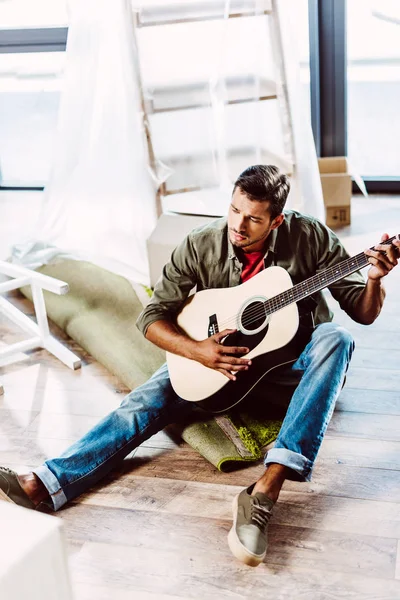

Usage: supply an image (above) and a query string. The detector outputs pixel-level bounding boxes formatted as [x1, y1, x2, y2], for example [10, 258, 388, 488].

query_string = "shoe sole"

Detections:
[0, 488, 16, 504]
[227, 494, 266, 567]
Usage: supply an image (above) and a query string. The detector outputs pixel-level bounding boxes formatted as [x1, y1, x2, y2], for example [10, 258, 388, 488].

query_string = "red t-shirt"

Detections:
[240, 251, 265, 283]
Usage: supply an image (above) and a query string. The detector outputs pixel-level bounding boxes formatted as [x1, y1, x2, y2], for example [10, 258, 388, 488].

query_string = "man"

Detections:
[1, 165, 399, 568]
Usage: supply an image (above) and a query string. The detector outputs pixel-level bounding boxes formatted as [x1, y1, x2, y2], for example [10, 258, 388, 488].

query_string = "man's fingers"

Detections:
[366, 248, 394, 269]
[367, 255, 393, 274]
[386, 253, 399, 266]
[373, 243, 399, 264]
[219, 353, 251, 365]
[214, 329, 236, 343]
[383, 246, 399, 265]
[217, 368, 237, 381]
[367, 254, 390, 269]
[392, 240, 400, 258]
[370, 244, 393, 257]
[364, 236, 400, 280]
[218, 360, 250, 372]
[220, 345, 250, 355]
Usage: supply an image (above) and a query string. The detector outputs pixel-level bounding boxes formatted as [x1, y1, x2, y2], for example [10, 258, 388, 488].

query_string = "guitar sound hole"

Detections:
[241, 301, 266, 331]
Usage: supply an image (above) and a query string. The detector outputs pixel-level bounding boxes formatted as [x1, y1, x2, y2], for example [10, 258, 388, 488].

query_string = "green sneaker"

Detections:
[228, 483, 274, 567]
[0, 467, 36, 509]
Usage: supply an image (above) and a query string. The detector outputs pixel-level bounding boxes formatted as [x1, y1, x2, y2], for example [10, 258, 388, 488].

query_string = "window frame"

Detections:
[0, 27, 67, 190]
[0, 27, 68, 53]
[308, 0, 400, 193]
[1, 5, 399, 193]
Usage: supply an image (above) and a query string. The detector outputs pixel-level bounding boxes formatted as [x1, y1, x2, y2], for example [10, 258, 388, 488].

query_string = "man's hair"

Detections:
[233, 165, 290, 219]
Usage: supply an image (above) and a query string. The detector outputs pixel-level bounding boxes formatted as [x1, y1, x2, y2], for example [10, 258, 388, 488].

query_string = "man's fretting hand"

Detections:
[364, 233, 400, 281]
[191, 328, 252, 381]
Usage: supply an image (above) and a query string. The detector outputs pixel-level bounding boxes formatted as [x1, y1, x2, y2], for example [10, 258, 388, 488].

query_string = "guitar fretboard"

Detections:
[263, 235, 398, 316]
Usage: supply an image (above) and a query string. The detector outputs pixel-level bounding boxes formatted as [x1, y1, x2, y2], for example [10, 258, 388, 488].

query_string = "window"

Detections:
[347, 0, 400, 177]
[0, 0, 68, 188]
[0, 52, 65, 186]
[0, 0, 68, 28]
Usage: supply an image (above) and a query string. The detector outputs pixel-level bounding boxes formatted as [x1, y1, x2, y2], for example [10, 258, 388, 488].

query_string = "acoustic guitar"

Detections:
[166, 235, 399, 413]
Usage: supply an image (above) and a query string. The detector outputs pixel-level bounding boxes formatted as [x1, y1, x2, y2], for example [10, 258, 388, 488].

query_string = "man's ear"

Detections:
[270, 213, 284, 230]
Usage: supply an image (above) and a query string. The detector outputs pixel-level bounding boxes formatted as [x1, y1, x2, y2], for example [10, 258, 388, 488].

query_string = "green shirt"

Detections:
[136, 210, 366, 336]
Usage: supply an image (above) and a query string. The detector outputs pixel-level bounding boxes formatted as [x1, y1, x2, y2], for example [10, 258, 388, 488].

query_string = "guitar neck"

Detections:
[265, 235, 398, 315]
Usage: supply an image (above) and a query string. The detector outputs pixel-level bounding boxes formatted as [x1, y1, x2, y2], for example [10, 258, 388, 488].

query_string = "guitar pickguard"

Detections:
[197, 339, 299, 413]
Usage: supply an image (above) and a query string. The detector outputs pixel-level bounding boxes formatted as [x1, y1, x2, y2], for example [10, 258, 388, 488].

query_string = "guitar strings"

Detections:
[217, 272, 342, 330]
[218, 299, 283, 331]
[217, 269, 353, 331]
[212, 236, 397, 334]
[215, 238, 397, 332]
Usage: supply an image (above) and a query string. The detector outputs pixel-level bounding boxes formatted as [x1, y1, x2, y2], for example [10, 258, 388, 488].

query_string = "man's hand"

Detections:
[191, 328, 252, 381]
[146, 321, 251, 380]
[364, 233, 400, 281]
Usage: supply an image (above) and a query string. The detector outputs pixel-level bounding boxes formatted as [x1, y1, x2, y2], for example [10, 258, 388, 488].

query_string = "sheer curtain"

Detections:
[11, 0, 323, 284]
[13, 0, 157, 285]
[135, 0, 324, 220]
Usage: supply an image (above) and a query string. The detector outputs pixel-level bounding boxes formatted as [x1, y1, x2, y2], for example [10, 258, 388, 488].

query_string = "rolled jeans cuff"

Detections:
[264, 447, 313, 482]
[33, 465, 68, 511]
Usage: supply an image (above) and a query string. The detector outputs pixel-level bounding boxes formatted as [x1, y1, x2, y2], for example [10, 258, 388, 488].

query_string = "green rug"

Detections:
[20, 259, 286, 471]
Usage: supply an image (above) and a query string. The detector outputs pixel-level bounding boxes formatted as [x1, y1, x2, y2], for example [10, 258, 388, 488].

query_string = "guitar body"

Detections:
[167, 266, 299, 410]
[193, 344, 300, 413]
[166, 232, 399, 413]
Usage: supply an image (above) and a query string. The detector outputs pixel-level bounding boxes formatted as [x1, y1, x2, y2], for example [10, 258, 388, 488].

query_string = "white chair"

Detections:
[0, 261, 81, 393]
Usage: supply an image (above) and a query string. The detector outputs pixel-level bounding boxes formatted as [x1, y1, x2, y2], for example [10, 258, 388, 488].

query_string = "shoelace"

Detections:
[251, 502, 272, 532]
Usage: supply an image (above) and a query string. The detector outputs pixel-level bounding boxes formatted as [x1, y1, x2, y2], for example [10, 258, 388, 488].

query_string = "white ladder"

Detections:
[131, 0, 320, 217]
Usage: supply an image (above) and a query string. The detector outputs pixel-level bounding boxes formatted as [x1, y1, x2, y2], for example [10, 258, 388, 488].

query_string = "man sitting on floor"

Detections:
[1, 165, 399, 567]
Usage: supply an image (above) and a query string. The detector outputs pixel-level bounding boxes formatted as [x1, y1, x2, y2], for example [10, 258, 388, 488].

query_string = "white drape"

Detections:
[135, 0, 324, 220]
[273, 0, 325, 221]
[12, 0, 323, 282]
[14, 0, 157, 285]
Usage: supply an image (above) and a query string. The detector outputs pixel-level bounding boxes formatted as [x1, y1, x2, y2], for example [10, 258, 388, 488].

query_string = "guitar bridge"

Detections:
[208, 314, 219, 337]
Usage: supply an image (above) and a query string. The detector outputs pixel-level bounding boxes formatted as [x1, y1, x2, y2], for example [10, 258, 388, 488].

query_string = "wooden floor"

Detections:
[1, 191, 400, 599]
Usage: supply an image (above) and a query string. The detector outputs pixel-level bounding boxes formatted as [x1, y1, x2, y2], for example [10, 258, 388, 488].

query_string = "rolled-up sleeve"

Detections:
[136, 234, 199, 337]
[312, 222, 366, 319]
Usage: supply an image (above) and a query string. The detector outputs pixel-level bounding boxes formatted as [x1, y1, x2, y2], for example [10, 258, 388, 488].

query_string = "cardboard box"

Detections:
[318, 157, 351, 227]
[147, 213, 215, 287]
[325, 206, 351, 228]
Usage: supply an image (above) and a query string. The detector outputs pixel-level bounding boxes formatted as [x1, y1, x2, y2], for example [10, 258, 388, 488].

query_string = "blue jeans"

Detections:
[264, 322, 354, 481]
[34, 322, 354, 510]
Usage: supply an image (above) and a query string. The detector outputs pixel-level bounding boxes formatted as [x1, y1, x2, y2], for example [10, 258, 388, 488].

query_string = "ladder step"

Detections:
[136, 0, 272, 28]
[158, 149, 294, 196]
[162, 187, 231, 217]
[146, 76, 277, 114]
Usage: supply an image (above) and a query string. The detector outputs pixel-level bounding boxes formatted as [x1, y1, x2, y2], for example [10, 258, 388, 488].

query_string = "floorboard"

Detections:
[1, 192, 400, 598]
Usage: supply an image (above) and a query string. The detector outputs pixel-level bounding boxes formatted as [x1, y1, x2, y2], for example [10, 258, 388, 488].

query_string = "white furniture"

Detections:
[0, 502, 73, 600]
[0, 260, 81, 393]
[147, 213, 215, 286]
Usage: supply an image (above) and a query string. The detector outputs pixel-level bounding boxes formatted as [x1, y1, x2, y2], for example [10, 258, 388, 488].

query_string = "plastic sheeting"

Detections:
[13, 0, 157, 285]
[273, 0, 324, 220]
[134, 0, 324, 219]
[12, 0, 324, 284]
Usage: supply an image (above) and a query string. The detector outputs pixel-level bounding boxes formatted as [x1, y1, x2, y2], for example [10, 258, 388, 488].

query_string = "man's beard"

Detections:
[229, 229, 270, 249]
